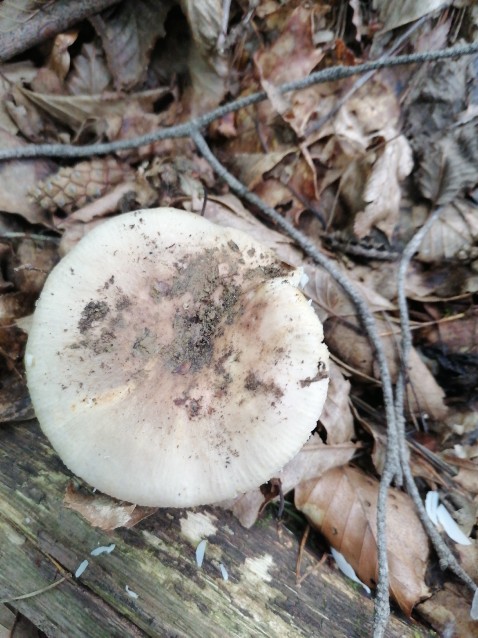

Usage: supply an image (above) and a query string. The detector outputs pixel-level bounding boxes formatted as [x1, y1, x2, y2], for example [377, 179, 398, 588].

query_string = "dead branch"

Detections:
[0, 43, 478, 161]
[0, 0, 122, 62]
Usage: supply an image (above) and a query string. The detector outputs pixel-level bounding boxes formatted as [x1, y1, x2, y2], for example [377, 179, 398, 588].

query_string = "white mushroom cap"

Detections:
[25, 208, 329, 507]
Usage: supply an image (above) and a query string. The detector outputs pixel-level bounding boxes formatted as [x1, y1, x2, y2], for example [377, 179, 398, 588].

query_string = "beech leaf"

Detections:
[90, 0, 173, 90]
[295, 465, 430, 615]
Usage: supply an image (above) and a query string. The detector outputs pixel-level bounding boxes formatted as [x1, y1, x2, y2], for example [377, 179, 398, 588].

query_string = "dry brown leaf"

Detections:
[224, 435, 359, 527]
[320, 360, 354, 445]
[417, 120, 478, 206]
[46, 31, 78, 83]
[180, 0, 228, 113]
[64, 484, 156, 531]
[335, 80, 401, 147]
[66, 41, 112, 96]
[437, 307, 478, 354]
[416, 200, 478, 263]
[324, 314, 448, 420]
[90, 0, 173, 91]
[373, 0, 446, 32]
[202, 193, 303, 266]
[18, 86, 169, 133]
[443, 457, 478, 495]
[0, 129, 55, 225]
[295, 465, 430, 615]
[399, 348, 448, 421]
[304, 267, 395, 323]
[229, 151, 293, 190]
[13, 239, 58, 295]
[3, 86, 47, 142]
[254, 5, 325, 137]
[354, 135, 413, 240]
[416, 582, 478, 638]
[0, 76, 19, 134]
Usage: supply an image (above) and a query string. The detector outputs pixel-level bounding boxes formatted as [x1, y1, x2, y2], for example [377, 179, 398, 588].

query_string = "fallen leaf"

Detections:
[57, 178, 156, 231]
[66, 41, 112, 95]
[373, 0, 446, 32]
[19, 86, 169, 133]
[224, 435, 359, 527]
[46, 31, 78, 83]
[320, 360, 354, 445]
[0, 129, 56, 225]
[202, 193, 303, 266]
[417, 123, 478, 206]
[295, 465, 430, 615]
[90, 0, 173, 90]
[416, 582, 478, 638]
[324, 315, 448, 420]
[354, 134, 413, 239]
[416, 200, 478, 263]
[304, 267, 395, 323]
[64, 484, 156, 531]
[254, 5, 325, 136]
[180, 0, 228, 112]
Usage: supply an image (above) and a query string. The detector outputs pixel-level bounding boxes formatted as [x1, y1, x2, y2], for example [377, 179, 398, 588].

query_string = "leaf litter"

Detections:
[1, 1, 478, 635]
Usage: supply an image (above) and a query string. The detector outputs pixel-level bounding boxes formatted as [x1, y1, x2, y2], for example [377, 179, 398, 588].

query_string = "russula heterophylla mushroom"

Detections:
[25, 208, 329, 507]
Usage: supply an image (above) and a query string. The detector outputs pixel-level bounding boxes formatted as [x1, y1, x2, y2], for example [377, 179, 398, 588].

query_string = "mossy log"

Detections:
[0, 422, 429, 637]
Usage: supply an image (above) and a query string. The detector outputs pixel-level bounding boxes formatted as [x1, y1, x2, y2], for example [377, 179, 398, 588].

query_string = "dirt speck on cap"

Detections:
[244, 371, 284, 399]
[78, 301, 110, 334]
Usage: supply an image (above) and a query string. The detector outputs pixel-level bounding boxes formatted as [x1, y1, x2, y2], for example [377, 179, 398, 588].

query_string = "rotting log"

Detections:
[0, 422, 430, 638]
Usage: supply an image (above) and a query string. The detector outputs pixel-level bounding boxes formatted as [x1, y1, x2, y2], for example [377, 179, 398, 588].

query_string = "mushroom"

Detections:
[25, 208, 329, 507]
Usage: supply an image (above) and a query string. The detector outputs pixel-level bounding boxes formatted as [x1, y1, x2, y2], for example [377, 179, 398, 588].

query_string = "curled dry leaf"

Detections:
[64, 484, 156, 531]
[295, 465, 430, 615]
[354, 135, 413, 240]
[180, 0, 228, 112]
[415, 200, 478, 263]
[18, 86, 169, 134]
[320, 360, 354, 445]
[224, 435, 359, 528]
[46, 31, 78, 83]
[90, 0, 173, 91]
[56, 178, 157, 240]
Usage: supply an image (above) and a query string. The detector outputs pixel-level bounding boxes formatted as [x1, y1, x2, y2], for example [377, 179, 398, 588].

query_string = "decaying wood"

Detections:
[0, 422, 428, 637]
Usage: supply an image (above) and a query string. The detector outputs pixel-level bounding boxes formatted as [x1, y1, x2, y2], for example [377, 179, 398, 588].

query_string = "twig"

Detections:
[394, 207, 477, 592]
[0, 0, 122, 62]
[1, 43, 478, 161]
[0, 577, 66, 604]
[190, 127, 400, 636]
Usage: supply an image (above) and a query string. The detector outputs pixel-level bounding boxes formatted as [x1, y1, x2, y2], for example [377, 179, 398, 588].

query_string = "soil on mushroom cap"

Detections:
[154, 246, 291, 376]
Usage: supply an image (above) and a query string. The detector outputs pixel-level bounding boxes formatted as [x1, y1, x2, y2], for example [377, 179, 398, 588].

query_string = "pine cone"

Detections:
[29, 158, 134, 214]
